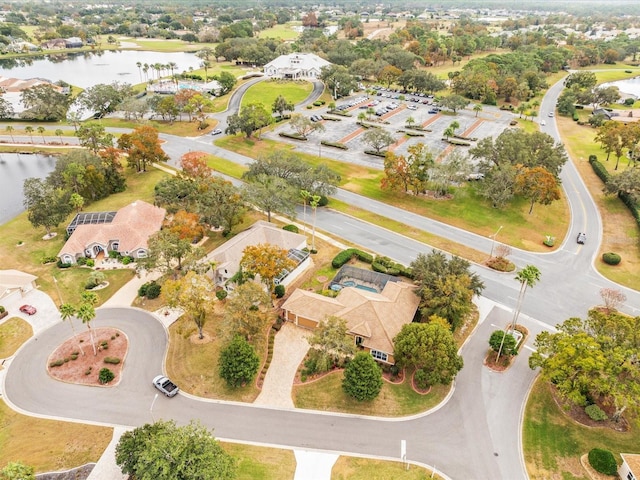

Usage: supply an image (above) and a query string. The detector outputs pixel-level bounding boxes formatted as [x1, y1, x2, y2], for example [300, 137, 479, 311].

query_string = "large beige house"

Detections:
[281, 281, 420, 364]
[58, 201, 166, 264]
[0, 270, 37, 304]
[263, 53, 331, 79]
[207, 221, 310, 292]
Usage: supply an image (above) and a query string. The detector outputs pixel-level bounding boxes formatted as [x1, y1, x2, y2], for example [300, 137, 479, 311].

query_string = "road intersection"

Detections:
[3, 78, 640, 479]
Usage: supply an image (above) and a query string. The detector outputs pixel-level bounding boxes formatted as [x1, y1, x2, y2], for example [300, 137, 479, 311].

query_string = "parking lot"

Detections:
[266, 90, 516, 169]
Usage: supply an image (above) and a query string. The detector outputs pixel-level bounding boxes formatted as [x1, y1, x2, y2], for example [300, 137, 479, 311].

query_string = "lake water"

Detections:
[0, 153, 56, 225]
[601, 76, 640, 98]
[0, 50, 202, 88]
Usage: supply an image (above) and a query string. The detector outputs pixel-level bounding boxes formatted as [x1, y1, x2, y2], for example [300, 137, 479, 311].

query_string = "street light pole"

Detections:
[489, 225, 503, 258]
[52, 276, 63, 306]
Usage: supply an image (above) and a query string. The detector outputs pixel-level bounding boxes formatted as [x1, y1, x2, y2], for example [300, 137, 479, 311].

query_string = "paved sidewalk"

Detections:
[101, 271, 160, 308]
[86, 427, 129, 480]
[294, 451, 339, 480]
[254, 322, 310, 408]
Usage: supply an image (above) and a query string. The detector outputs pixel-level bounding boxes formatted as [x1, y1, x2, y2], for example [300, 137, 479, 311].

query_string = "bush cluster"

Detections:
[76, 257, 88, 266]
[42, 255, 58, 264]
[320, 115, 341, 121]
[443, 138, 471, 146]
[486, 256, 516, 272]
[279, 132, 307, 141]
[274, 284, 285, 298]
[585, 404, 608, 421]
[371, 255, 412, 278]
[49, 359, 65, 367]
[602, 252, 621, 265]
[104, 357, 121, 365]
[282, 224, 299, 233]
[57, 259, 72, 269]
[216, 289, 228, 301]
[121, 256, 133, 265]
[258, 328, 277, 384]
[332, 248, 374, 268]
[572, 112, 580, 121]
[588, 448, 617, 475]
[364, 149, 387, 157]
[99, 367, 115, 384]
[138, 281, 161, 299]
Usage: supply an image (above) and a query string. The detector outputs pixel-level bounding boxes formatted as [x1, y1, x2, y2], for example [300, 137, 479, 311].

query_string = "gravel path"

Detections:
[254, 322, 310, 408]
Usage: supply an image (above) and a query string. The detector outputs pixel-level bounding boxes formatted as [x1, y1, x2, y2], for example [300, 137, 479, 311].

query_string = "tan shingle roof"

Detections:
[59, 201, 166, 258]
[0, 269, 37, 297]
[282, 281, 420, 354]
[622, 454, 640, 476]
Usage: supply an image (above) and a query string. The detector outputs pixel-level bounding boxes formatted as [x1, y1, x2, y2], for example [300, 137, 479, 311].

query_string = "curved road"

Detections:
[4, 78, 640, 479]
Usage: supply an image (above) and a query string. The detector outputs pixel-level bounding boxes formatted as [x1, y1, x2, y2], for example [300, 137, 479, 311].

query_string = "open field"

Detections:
[241, 80, 314, 109]
[524, 378, 640, 480]
[116, 37, 217, 52]
[257, 23, 301, 40]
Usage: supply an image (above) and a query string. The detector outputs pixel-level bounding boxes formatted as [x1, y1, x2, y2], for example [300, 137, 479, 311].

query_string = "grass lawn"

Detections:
[293, 370, 450, 417]
[0, 145, 78, 154]
[241, 80, 314, 110]
[98, 117, 217, 137]
[0, 318, 33, 358]
[222, 443, 296, 479]
[556, 115, 640, 290]
[332, 456, 442, 480]
[116, 37, 217, 52]
[0, 399, 112, 473]
[257, 23, 300, 40]
[0, 166, 167, 305]
[593, 67, 640, 84]
[523, 378, 640, 480]
[215, 136, 569, 252]
[165, 309, 265, 402]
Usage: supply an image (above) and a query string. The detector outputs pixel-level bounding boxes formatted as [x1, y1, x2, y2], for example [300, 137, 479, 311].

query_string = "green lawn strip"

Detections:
[206, 155, 249, 178]
[593, 68, 640, 84]
[0, 318, 33, 358]
[0, 399, 112, 473]
[241, 80, 314, 109]
[523, 378, 640, 480]
[97, 117, 216, 137]
[332, 456, 443, 480]
[222, 443, 296, 480]
[0, 167, 167, 305]
[293, 370, 449, 417]
[0, 146, 78, 154]
[257, 23, 301, 40]
[216, 136, 568, 251]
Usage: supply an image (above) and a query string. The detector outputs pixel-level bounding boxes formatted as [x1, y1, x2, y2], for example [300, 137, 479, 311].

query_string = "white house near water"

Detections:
[263, 53, 331, 80]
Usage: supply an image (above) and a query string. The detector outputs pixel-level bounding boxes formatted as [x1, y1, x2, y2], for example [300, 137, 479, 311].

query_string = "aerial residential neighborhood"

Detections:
[0, 1, 639, 479]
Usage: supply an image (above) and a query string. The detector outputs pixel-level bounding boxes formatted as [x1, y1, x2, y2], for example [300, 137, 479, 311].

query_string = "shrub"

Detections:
[146, 281, 161, 299]
[108, 250, 120, 259]
[49, 359, 64, 367]
[86, 259, 95, 267]
[104, 357, 121, 365]
[489, 330, 518, 356]
[121, 256, 133, 265]
[321, 140, 348, 150]
[279, 132, 307, 141]
[625, 98, 635, 106]
[274, 284, 285, 298]
[70, 353, 79, 360]
[602, 252, 621, 265]
[0, 306, 5, 313]
[306, 105, 312, 109]
[76, 256, 88, 266]
[216, 289, 228, 301]
[283, 224, 299, 233]
[85, 368, 92, 375]
[332, 248, 373, 268]
[318, 195, 329, 207]
[443, 138, 471, 146]
[414, 368, 430, 390]
[99, 368, 115, 384]
[572, 112, 579, 121]
[41, 255, 58, 264]
[313, 101, 323, 106]
[543, 236, 555, 247]
[588, 156, 611, 183]
[588, 448, 617, 475]
[364, 149, 387, 157]
[219, 336, 259, 388]
[585, 404, 608, 421]
[57, 259, 72, 269]
[486, 256, 516, 272]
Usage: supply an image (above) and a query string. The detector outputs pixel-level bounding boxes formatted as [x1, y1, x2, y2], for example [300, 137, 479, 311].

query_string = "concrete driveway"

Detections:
[1, 287, 60, 334]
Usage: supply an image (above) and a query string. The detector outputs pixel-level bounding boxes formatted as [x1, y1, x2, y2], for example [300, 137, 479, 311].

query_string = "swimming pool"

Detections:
[342, 280, 378, 293]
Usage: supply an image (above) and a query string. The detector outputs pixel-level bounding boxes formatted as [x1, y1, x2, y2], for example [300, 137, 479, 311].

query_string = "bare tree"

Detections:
[494, 244, 512, 259]
[600, 288, 627, 313]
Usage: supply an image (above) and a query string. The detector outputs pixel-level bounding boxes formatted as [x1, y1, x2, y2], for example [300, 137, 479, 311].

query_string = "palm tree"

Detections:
[60, 303, 85, 355]
[136, 61, 142, 82]
[37, 126, 45, 143]
[406, 116, 415, 128]
[5, 125, 14, 142]
[76, 302, 97, 355]
[55, 128, 64, 144]
[366, 107, 375, 121]
[200, 60, 210, 81]
[473, 104, 483, 117]
[496, 264, 542, 361]
[24, 126, 34, 143]
[143, 63, 149, 82]
[357, 112, 366, 123]
[449, 121, 460, 136]
[517, 103, 527, 119]
[168, 61, 178, 85]
[443, 126, 455, 141]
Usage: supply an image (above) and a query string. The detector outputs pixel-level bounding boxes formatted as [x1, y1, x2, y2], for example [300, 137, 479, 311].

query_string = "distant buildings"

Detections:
[263, 53, 331, 80]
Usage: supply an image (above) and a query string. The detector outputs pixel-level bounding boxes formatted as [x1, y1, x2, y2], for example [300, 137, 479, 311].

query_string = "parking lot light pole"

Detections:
[489, 225, 503, 258]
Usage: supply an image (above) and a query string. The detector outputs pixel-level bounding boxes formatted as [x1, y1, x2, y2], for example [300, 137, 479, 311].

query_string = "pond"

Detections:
[601, 76, 640, 98]
[0, 50, 203, 89]
[0, 153, 56, 225]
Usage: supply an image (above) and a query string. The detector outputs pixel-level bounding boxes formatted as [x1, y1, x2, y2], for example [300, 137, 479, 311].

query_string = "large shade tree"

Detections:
[163, 272, 215, 339]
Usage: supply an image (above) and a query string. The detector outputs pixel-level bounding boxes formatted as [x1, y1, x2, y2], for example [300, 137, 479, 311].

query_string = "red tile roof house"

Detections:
[280, 281, 420, 364]
[58, 201, 166, 265]
[207, 220, 310, 293]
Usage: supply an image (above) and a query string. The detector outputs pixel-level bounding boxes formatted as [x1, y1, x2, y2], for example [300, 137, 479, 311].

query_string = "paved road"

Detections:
[4, 78, 640, 480]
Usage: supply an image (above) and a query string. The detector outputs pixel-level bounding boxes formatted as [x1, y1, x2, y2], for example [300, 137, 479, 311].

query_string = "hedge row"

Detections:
[588, 155, 640, 228]
[453, 134, 477, 141]
[443, 138, 471, 146]
[327, 109, 352, 117]
[321, 140, 348, 150]
[364, 149, 387, 157]
[321, 115, 342, 121]
[398, 130, 425, 137]
[332, 248, 374, 268]
[279, 132, 307, 141]
[372, 255, 413, 278]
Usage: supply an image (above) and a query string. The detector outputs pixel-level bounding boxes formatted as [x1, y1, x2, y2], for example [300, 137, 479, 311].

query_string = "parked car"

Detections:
[576, 232, 586, 244]
[210, 129, 222, 135]
[548, 112, 554, 117]
[540, 120, 546, 126]
[428, 109, 439, 114]
[407, 105, 418, 110]
[19, 305, 36, 315]
[153, 375, 179, 397]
